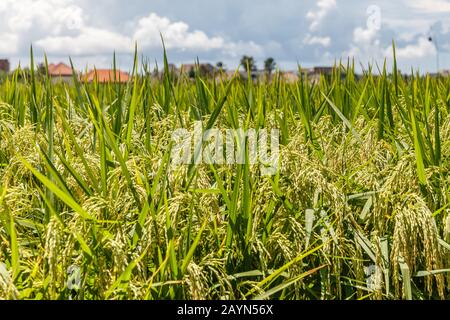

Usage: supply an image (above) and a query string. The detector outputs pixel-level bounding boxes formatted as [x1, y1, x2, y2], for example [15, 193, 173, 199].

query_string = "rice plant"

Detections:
[0, 44, 450, 300]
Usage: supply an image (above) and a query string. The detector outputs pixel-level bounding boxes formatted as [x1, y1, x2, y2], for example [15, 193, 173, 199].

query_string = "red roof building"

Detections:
[0, 59, 10, 73]
[48, 62, 73, 77]
[83, 69, 130, 83]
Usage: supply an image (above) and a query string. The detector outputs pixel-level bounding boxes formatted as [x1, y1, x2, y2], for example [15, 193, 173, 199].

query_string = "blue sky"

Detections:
[1, 0, 450, 73]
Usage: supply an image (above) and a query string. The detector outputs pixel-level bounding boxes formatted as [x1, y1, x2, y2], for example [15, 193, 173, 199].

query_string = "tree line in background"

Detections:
[0, 55, 278, 84]
[216, 56, 276, 75]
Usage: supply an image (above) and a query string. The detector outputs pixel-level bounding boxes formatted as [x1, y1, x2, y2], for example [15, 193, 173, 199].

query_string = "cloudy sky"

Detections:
[0, 0, 450, 73]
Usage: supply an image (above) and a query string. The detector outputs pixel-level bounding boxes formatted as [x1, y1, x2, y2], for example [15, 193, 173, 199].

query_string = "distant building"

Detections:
[312, 66, 334, 75]
[166, 63, 178, 74]
[215, 70, 236, 81]
[296, 66, 343, 83]
[168, 64, 177, 70]
[297, 68, 312, 78]
[47, 62, 74, 83]
[237, 70, 259, 81]
[83, 69, 130, 83]
[181, 63, 216, 77]
[0, 59, 10, 73]
[180, 63, 195, 75]
[279, 71, 299, 83]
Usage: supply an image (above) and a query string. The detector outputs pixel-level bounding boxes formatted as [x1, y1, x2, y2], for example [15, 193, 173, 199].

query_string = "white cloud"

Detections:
[306, 0, 337, 31]
[0, 0, 263, 60]
[397, 32, 418, 42]
[391, 37, 436, 59]
[2, 0, 84, 33]
[133, 13, 225, 51]
[38, 12, 264, 57]
[408, 0, 450, 13]
[347, 21, 436, 65]
[36, 27, 132, 55]
[302, 0, 334, 53]
[0, 34, 19, 55]
[353, 26, 378, 45]
[347, 25, 382, 60]
[222, 41, 264, 57]
[383, 18, 431, 31]
[303, 34, 331, 47]
[133, 13, 263, 56]
[0, 0, 85, 55]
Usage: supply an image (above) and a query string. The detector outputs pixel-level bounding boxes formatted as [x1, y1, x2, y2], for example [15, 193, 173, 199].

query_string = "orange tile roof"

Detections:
[48, 62, 73, 77]
[84, 69, 130, 83]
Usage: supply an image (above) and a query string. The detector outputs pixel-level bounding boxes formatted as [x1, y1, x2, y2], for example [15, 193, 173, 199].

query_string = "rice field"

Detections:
[0, 45, 450, 300]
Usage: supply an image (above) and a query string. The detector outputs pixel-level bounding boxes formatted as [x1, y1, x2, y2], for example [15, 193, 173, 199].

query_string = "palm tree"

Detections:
[240, 56, 256, 72]
[216, 61, 225, 71]
[264, 57, 276, 77]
